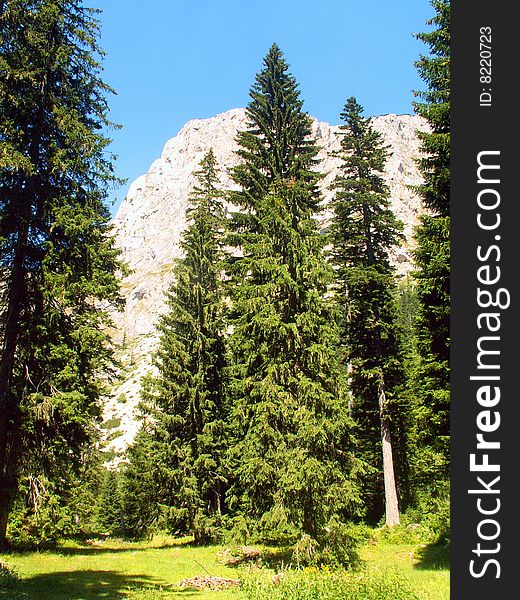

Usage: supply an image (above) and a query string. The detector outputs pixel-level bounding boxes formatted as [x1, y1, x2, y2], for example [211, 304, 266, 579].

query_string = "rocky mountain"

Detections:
[102, 107, 428, 462]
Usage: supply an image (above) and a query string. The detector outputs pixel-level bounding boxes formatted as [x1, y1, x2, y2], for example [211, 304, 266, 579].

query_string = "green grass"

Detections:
[360, 538, 449, 600]
[241, 569, 418, 600]
[0, 536, 240, 599]
[0, 533, 449, 599]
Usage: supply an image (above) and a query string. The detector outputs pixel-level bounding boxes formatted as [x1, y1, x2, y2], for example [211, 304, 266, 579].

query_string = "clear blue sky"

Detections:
[96, 0, 433, 214]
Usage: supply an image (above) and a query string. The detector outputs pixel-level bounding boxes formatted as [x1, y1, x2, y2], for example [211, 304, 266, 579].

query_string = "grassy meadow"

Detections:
[1, 531, 449, 599]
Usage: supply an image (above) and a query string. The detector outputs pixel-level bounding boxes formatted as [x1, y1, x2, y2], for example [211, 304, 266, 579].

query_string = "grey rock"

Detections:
[102, 108, 428, 461]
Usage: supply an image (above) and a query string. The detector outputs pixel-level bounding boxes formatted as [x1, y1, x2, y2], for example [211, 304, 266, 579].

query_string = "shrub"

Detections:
[291, 520, 370, 568]
[403, 484, 450, 546]
[107, 429, 123, 442]
[292, 534, 320, 566]
[0, 561, 20, 589]
[8, 483, 75, 548]
[372, 521, 432, 546]
[422, 493, 450, 545]
[318, 519, 370, 568]
[223, 515, 252, 546]
[102, 417, 122, 430]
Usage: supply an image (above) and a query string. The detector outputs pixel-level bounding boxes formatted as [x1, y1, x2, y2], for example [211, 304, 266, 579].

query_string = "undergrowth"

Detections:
[241, 567, 419, 600]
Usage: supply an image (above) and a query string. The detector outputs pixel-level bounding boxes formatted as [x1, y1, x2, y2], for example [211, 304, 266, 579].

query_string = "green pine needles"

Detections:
[124, 43, 445, 559]
[0, 0, 124, 545]
[126, 47, 366, 556]
[0, 0, 451, 557]
[225, 45, 363, 543]
[330, 97, 409, 526]
[412, 0, 450, 496]
[125, 150, 228, 544]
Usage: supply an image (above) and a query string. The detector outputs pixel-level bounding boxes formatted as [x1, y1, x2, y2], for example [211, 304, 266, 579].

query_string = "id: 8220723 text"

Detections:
[480, 26, 492, 107]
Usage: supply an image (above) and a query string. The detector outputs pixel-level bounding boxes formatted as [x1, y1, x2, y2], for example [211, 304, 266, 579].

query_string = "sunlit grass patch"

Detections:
[0, 531, 449, 600]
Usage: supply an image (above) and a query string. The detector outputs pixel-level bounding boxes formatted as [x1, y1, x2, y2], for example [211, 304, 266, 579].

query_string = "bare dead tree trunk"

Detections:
[378, 372, 400, 526]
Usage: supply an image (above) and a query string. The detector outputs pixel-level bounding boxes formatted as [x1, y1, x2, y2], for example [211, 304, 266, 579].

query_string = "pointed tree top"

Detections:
[342, 96, 364, 119]
[256, 43, 292, 80]
[265, 42, 283, 59]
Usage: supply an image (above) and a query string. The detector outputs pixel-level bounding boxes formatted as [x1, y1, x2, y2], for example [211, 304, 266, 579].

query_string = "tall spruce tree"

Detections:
[330, 97, 408, 526]
[412, 0, 450, 492]
[125, 150, 228, 544]
[226, 45, 363, 542]
[0, 1, 122, 545]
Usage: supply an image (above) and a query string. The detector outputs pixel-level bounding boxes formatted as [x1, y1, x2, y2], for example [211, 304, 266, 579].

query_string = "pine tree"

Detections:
[226, 45, 362, 543]
[125, 150, 228, 544]
[330, 97, 409, 526]
[412, 0, 450, 491]
[121, 427, 161, 538]
[0, 1, 123, 545]
[97, 470, 123, 535]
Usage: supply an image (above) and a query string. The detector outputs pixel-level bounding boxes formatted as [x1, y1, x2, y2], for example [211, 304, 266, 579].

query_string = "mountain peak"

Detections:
[104, 109, 428, 463]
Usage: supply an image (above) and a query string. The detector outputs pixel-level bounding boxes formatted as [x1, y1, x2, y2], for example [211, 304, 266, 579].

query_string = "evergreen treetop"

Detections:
[231, 43, 319, 212]
[330, 97, 403, 273]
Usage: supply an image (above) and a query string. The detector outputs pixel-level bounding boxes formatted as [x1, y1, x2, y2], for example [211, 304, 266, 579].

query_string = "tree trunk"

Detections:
[0, 506, 9, 548]
[0, 73, 47, 545]
[0, 487, 15, 547]
[378, 373, 400, 526]
[0, 222, 27, 547]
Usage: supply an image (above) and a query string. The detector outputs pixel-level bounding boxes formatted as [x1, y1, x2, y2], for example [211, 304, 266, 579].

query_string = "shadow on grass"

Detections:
[34, 537, 189, 557]
[413, 542, 450, 570]
[52, 545, 148, 557]
[2, 545, 149, 558]
[2, 569, 178, 600]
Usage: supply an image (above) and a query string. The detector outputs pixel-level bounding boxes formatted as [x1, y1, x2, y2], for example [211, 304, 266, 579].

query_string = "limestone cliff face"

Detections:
[103, 108, 427, 460]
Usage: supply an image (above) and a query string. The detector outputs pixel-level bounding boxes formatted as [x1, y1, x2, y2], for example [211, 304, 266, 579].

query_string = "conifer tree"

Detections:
[97, 470, 123, 535]
[121, 427, 160, 538]
[0, 1, 122, 545]
[330, 97, 408, 526]
[226, 45, 362, 542]
[125, 150, 228, 544]
[412, 0, 450, 490]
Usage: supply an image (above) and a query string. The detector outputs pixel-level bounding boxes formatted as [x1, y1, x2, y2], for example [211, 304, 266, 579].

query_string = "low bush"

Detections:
[371, 522, 432, 546]
[102, 417, 122, 430]
[292, 520, 371, 568]
[222, 516, 369, 568]
[401, 488, 450, 546]
[8, 492, 75, 549]
[0, 561, 20, 589]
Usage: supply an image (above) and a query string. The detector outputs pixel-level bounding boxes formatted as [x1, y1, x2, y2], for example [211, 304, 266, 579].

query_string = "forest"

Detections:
[0, 1, 450, 598]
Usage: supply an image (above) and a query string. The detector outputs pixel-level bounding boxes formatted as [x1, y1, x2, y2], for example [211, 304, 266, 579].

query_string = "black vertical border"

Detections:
[451, 1, 518, 597]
